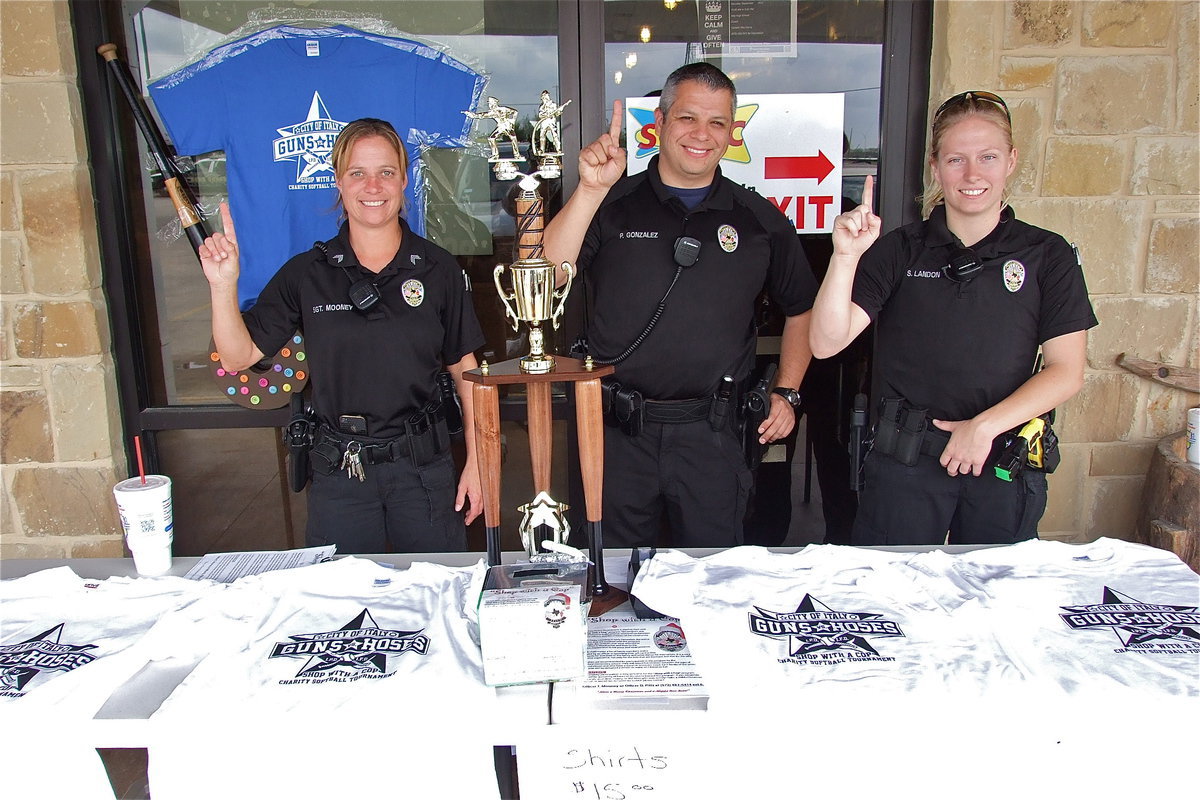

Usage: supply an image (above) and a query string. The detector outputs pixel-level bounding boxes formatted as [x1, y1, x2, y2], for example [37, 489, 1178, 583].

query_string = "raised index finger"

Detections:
[861, 174, 874, 212]
[219, 201, 236, 240]
[608, 99, 623, 141]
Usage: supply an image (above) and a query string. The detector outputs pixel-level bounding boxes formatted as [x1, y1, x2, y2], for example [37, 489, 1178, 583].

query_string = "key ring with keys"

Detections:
[340, 440, 366, 482]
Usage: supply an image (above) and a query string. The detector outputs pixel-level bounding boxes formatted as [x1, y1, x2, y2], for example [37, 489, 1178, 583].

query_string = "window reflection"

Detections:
[123, 0, 560, 405]
[603, 1, 884, 157]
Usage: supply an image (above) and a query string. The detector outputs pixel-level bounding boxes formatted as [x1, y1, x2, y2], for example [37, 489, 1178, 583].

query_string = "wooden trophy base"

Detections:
[464, 355, 620, 602]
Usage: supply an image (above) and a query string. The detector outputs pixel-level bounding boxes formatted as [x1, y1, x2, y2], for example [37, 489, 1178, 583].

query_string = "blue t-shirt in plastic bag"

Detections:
[150, 24, 485, 309]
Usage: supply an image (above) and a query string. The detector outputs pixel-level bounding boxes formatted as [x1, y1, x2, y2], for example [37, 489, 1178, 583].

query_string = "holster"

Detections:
[405, 399, 450, 467]
[284, 396, 316, 492]
[436, 370, 464, 437]
[994, 415, 1061, 478]
[872, 397, 931, 467]
[601, 377, 644, 437]
[740, 363, 776, 470]
[1040, 423, 1061, 473]
[708, 376, 735, 432]
[309, 435, 343, 477]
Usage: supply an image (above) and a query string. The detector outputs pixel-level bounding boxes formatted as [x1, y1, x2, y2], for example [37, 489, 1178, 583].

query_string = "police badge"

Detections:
[1002, 260, 1025, 292]
[718, 224, 739, 253]
[402, 279, 425, 307]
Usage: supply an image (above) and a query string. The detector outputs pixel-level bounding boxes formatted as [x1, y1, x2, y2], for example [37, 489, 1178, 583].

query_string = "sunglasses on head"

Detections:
[934, 90, 1010, 123]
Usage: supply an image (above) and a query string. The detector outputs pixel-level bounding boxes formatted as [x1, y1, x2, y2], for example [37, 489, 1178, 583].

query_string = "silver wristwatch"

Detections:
[771, 387, 801, 408]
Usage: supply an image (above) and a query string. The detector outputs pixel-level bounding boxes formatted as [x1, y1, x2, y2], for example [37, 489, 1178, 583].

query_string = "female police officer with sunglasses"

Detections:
[810, 91, 1097, 546]
[199, 118, 485, 553]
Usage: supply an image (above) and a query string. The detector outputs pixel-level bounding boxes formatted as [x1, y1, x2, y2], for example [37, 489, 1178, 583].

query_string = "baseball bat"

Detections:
[97, 43, 209, 254]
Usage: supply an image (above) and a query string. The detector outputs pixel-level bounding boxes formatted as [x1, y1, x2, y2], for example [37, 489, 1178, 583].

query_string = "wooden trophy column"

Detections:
[463, 190, 625, 615]
[462, 361, 604, 543]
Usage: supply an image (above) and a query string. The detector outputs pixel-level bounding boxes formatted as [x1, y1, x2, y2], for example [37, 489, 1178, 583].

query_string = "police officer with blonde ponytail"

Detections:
[810, 91, 1097, 546]
[200, 118, 485, 553]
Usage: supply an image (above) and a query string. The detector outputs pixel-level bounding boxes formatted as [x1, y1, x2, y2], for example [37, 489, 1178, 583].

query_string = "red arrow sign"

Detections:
[764, 151, 835, 183]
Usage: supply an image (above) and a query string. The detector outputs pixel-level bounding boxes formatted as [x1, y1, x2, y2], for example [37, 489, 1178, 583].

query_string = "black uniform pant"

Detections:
[851, 449, 1048, 546]
[801, 358, 859, 545]
[603, 419, 751, 549]
[305, 450, 466, 554]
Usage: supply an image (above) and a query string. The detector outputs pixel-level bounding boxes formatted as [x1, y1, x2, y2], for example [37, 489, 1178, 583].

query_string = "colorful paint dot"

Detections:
[216, 368, 226, 377]
[209, 352, 220, 362]
[239, 374, 249, 383]
[273, 364, 283, 372]
[259, 378, 269, 387]
[250, 395, 261, 405]
[293, 335, 302, 344]
[240, 387, 249, 395]
[296, 352, 306, 361]
[268, 386, 278, 394]
[281, 348, 291, 358]
[295, 371, 306, 381]
[282, 383, 292, 392]
[226, 387, 236, 396]
[284, 369, 294, 378]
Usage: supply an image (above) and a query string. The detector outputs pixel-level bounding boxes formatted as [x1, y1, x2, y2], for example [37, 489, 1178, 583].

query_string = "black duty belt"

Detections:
[308, 399, 450, 479]
[315, 426, 408, 465]
[602, 374, 751, 438]
[643, 397, 711, 424]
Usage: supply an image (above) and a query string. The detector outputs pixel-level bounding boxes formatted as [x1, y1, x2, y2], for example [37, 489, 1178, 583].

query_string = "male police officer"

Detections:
[544, 63, 817, 548]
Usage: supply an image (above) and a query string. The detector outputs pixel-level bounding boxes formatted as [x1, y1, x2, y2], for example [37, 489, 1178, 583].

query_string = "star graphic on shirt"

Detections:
[0, 623, 97, 691]
[1059, 587, 1200, 650]
[268, 609, 429, 679]
[272, 91, 346, 181]
[749, 594, 903, 658]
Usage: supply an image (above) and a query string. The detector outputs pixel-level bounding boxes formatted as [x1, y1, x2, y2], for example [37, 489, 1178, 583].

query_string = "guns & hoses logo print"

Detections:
[1060, 587, 1200, 654]
[0, 624, 97, 697]
[749, 595, 905, 664]
[269, 609, 429, 684]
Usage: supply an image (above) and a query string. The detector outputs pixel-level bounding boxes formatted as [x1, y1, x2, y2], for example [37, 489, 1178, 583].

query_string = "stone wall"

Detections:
[1, 0, 126, 557]
[933, 0, 1200, 542]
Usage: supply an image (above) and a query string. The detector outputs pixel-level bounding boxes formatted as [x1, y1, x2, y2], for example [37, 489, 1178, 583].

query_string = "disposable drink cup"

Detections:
[1188, 408, 1199, 465]
[113, 475, 174, 576]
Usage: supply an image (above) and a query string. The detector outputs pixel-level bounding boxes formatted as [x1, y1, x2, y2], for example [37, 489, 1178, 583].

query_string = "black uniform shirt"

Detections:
[578, 156, 817, 400]
[852, 205, 1098, 421]
[244, 219, 484, 439]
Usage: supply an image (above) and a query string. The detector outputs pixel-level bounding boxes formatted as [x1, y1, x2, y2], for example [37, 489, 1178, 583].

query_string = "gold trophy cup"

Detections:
[493, 239, 573, 374]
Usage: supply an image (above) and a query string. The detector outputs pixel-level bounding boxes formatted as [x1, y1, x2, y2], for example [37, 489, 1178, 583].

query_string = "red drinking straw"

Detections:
[134, 435, 147, 485]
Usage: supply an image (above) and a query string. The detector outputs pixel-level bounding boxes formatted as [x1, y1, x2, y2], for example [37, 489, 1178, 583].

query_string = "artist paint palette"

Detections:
[208, 332, 309, 409]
